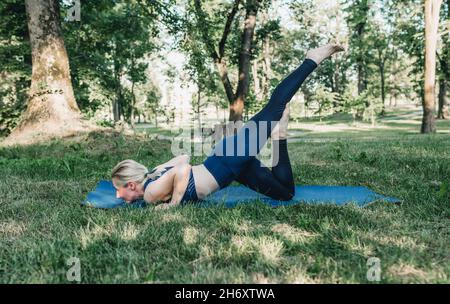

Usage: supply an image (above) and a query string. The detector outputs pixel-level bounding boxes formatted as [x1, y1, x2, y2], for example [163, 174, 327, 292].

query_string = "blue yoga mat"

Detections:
[82, 180, 400, 209]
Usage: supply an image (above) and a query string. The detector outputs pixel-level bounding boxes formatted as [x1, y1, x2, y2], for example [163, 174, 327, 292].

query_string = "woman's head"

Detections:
[111, 159, 148, 203]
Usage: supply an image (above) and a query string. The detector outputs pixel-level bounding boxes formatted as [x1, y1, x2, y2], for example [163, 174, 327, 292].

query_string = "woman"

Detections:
[111, 44, 345, 209]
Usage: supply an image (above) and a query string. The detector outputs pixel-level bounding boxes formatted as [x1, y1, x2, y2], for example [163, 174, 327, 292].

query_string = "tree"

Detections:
[63, 0, 160, 125]
[437, 0, 449, 119]
[0, 0, 31, 137]
[190, 0, 265, 122]
[366, 2, 395, 116]
[345, 0, 372, 96]
[422, 0, 443, 133]
[289, 0, 349, 113]
[391, 0, 427, 108]
[4, 0, 90, 145]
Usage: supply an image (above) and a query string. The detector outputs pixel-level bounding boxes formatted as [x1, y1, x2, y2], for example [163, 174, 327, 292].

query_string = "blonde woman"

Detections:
[111, 44, 344, 210]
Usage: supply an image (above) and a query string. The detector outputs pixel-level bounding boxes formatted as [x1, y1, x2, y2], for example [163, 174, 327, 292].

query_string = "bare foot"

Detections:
[306, 44, 345, 65]
[271, 104, 290, 140]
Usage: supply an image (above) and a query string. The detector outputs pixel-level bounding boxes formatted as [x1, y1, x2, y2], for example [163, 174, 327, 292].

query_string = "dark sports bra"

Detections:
[143, 166, 174, 190]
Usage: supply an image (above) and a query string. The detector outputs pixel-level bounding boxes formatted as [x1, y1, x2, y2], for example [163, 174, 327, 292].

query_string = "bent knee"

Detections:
[279, 189, 295, 201]
[279, 193, 294, 201]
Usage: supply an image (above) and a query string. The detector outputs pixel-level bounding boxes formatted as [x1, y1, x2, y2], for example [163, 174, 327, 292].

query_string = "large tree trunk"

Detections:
[421, 0, 443, 133]
[229, 0, 259, 122]
[5, 0, 89, 145]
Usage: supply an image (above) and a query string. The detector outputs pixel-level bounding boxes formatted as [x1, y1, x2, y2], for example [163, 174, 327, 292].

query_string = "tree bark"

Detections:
[113, 53, 121, 122]
[438, 78, 449, 119]
[229, 0, 259, 122]
[6, 0, 86, 144]
[379, 59, 386, 116]
[130, 79, 136, 129]
[437, 0, 449, 119]
[197, 82, 202, 133]
[422, 0, 442, 133]
[262, 36, 272, 101]
[252, 59, 261, 100]
[214, 60, 235, 103]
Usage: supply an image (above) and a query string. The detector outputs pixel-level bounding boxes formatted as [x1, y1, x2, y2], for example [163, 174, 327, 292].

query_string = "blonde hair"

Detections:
[111, 159, 149, 188]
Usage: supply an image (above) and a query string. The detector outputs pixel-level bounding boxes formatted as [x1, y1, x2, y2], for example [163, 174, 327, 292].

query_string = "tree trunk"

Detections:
[262, 36, 272, 100]
[379, 60, 386, 116]
[6, 0, 87, 144]
[113, 54, 121, 122]
[130, 80, 136, 129]
[214, 60, 235, 103]
[437, 0, 449, 119]
[229, 0, 259, 122]
[357, 65, 365, 95]
[197, 84, 202, 133]
[252, 59, 261, 100]
[421, 0, 442, 133]
[438, 78, 449, 119]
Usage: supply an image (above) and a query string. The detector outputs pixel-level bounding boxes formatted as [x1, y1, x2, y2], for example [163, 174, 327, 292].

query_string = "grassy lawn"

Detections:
[0, 108, 449, 283]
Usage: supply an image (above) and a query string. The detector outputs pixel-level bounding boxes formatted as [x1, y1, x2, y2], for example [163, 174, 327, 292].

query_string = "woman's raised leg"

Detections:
[205, 58, 317, 185]
[203, 44, 345, 189]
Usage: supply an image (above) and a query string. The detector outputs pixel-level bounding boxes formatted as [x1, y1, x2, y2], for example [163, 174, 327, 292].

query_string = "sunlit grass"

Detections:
[0, 108, 449, 283]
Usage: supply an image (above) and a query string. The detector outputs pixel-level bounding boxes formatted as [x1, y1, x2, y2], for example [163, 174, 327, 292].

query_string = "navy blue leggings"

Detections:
[203, 59, 317, 199]
[234, 139, 295, 200]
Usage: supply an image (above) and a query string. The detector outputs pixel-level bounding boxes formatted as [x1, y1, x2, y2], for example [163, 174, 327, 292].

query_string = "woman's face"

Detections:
[113, 179, 141, 203]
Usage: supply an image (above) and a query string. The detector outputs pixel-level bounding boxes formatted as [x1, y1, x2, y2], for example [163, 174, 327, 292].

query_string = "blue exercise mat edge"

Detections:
[82, 180, 401, 209]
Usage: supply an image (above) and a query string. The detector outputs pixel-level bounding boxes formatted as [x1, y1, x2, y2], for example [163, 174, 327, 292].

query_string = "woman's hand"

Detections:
[154, 202, 177, 210]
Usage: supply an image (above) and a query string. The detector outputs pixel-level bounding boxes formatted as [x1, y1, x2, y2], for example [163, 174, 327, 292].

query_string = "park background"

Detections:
[0, 0, 449, 283]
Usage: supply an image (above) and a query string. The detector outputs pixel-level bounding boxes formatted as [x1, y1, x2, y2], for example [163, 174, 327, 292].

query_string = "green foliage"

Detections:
[311, 85, 340, 119]
[61, 0, 161, 123]
[0, 99, 24, 137]
[0, 0, 30, 136]
[0, 0, 446, 136]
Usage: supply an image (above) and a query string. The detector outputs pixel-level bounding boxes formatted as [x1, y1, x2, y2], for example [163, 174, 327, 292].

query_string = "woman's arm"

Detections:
[147, 154, 190, 180]
[153, 154, 190, 171]
[143, 168, 176, 203]
[157, 164, 191, 209]
[143, 164, 191, 208]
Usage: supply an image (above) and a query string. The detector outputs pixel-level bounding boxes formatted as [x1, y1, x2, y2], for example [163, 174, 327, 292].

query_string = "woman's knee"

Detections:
[278, 192, 294, 201]
[280, 186, 295, 201]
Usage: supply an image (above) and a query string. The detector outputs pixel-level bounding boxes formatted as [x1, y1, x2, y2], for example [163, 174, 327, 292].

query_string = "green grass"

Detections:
[1, 110, 449, 283]
[289, 107, 450, 140]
